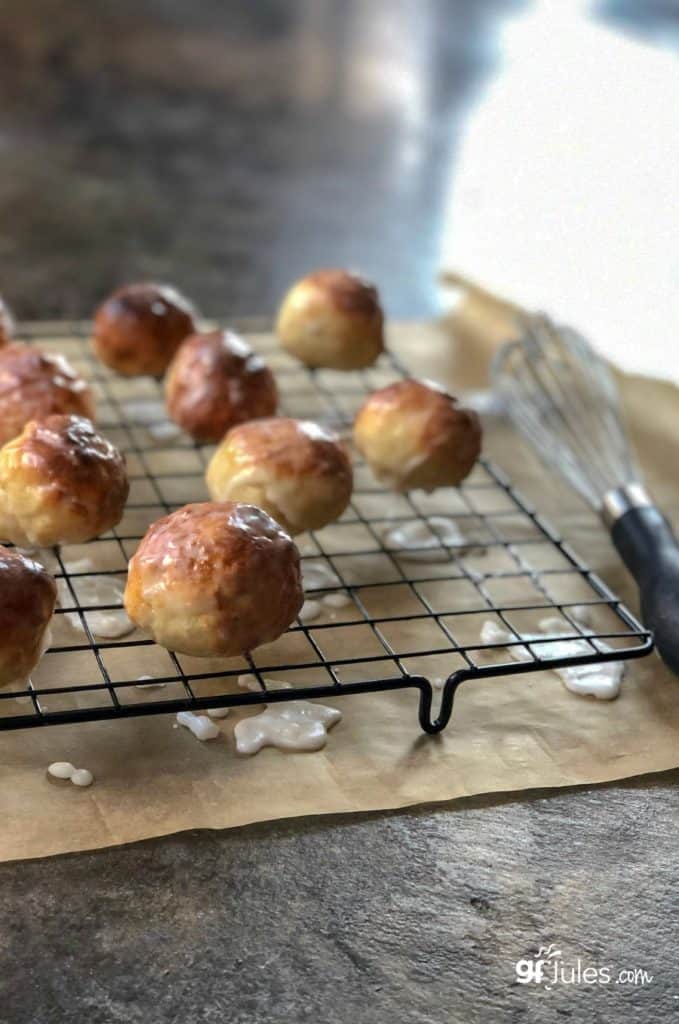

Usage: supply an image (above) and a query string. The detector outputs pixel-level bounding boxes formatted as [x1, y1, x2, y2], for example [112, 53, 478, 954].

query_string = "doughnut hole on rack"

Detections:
[205, 417, 353, 536]
[276, 269, 384, 370]
[0, 415, 129, 547]
[165, 329, 278, 442]
[124, 501, 304, 658]
[92, 282, 197, 377]
[0, 547, 56, 687]
[354, 379, 481, 492]
[0, 343, 95, 446]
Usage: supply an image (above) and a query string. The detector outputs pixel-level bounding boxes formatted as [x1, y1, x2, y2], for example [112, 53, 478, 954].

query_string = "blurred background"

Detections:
[0, 0, 677, 374]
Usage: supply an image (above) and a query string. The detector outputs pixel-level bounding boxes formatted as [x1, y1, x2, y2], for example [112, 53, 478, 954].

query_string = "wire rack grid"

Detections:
[0, 321, 653, 734]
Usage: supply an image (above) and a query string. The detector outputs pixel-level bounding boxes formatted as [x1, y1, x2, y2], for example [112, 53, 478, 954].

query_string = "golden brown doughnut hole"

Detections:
[276, 269, 384, 370]
[124, 501, 304, 657]
[0, 343, 95, 447]
[354, 379, 481, 491]
[92, 282, 197, 376]
[165, 329, 278, 442]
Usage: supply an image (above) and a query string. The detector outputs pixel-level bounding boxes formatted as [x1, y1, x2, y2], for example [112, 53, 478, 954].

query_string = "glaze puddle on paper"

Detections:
[65, 577, 134, 639]
[148, 421, 181, 442]
[61, 556, 95, 575]
[480, 616, 624, 699]
[176, 711, 220, 741]
[321, 592, 351, 609]
[302, 560, 341, 590]
[234, 700, 342, 755]
[120, 399, 166, 424]
[298, 591, 351, 623]
[382, 516, 484, 562]
[299, 599, 322, 623]
[47, 762, 94, 787]
[135, 675, 168, 689]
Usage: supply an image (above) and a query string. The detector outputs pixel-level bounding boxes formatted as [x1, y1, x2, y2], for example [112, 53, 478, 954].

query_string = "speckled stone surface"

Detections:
[1, 3, 679, 1022]
[2, 778, 679, 1022]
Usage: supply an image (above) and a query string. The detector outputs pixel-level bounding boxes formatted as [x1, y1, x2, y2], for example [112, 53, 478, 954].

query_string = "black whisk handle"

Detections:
[611, 505, 679, 675]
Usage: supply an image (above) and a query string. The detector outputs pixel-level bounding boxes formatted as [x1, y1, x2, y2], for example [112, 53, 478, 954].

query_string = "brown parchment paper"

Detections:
[2, 311, 679, 863]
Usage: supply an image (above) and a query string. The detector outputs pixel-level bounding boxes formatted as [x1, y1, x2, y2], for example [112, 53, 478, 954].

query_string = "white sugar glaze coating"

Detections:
[70, 768, 94, 787]
[206, 706, 230, 719]
[176, 710, 220, 741]
[322, 592, 351, 609]
[299, 599, 322, 623]
[135, 675, 168, 689]
[148, 420, 181, 442]
[237, 673, 261, 692]
[120, 399, 167, 424]
[302, 559, 340, 590]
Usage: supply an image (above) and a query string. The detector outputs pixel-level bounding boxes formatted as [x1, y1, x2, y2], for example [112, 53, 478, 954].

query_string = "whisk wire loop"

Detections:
[492, 314, 641, 511]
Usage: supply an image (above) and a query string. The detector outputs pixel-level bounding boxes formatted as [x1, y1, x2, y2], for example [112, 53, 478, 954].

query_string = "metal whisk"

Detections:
[492, 314, 679, 675]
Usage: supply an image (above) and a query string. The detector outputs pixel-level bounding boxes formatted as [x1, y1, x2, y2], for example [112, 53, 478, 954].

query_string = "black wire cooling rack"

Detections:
[0, 321, 653, 734]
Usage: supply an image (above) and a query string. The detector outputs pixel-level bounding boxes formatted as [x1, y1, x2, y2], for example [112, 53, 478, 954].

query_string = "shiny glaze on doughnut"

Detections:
[304, 269, 382, 319]
[354, 379, 482, 490]
[276, 269, 384, 369]
[93, 282, 197, 376]
[0, 343, 94, 446]
[0, 545, 56, 687]
[218, 417, 351, 481]
[165, 329, 278, 442]
[125, 501, 304, 657]
[206, 417, 353, 534]
[0, 415, 129, 546]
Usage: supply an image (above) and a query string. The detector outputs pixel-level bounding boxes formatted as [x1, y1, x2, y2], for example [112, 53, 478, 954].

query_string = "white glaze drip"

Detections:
[480, 616, 624, 700]
[148, 420, 181, 442]
[206, 706, 230, 719]
[65, 576, 135, 639]
[176, 710, 220, 741]
[47, 762, 94, 786]
[383, 516, 482, 562]
[71, 768, 94, 787]
[229, 503, 287, 540]
[302, 560, 340, 591]
[135, 675, 168, 689]
[214, 466, 302, 532]
[62, 556, 95, 574]
[322, 592, 351, 609]
[571, 605, 593, 627]
[237, 673, 261, 692]
[234, 700, 342, 755]
[297, 420, 339, 443]
[299, 599, 322, 623]
[237, 674, 292, 693]
[88, 612, 134, 639]
[120, 399, 166, 424]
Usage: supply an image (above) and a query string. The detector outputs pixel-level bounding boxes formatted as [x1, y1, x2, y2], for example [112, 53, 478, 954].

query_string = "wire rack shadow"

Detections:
[0, 322, 654, 734]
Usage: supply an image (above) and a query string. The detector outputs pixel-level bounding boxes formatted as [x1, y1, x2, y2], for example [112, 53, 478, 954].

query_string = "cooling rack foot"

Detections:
[416, 673, 469, 734]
